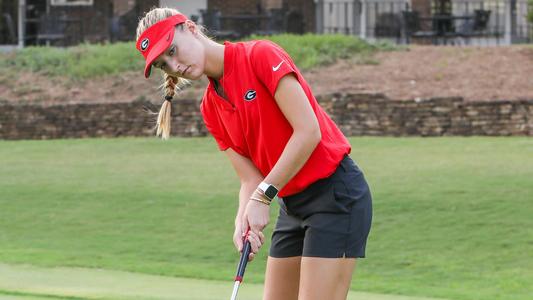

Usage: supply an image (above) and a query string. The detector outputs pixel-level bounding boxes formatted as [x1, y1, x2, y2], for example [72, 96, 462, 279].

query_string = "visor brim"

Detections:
[143, 31, 175, 78]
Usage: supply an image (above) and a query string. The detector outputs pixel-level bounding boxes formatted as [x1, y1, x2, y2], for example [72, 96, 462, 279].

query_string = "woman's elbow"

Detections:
[295, 126, 321, 145]
[311, 127, 321, 144]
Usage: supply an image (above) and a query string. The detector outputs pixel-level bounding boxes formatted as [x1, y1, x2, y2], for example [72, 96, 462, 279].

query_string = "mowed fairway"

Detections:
[0, 263, 447, 300]
[0, 137, 531, 300]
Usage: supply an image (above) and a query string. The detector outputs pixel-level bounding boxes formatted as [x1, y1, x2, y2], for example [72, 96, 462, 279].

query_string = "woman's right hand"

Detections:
[233, 220, 265, 262]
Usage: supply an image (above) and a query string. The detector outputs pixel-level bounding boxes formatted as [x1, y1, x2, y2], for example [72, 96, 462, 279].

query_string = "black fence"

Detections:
[196, 7, 311, 41]
[1, 6, 309, 47]
[315, 0, 532, 45]
[0, 0, 18, 45]
[2, 0, 531, 47]
[0, 1, 156, 47]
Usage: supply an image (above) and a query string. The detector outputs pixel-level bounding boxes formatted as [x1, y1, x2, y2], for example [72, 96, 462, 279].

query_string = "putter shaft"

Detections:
[230, 281, 240, 300]
[230, 227, 252, 300]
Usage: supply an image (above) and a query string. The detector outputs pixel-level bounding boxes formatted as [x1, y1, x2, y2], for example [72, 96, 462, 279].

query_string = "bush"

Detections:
[248, 33, 396, 70]
[0, 34, 396, 79]
[0, 42, 143, 79]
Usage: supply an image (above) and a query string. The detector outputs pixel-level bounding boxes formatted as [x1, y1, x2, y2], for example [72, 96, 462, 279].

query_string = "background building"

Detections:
[0, 0, 530, 49]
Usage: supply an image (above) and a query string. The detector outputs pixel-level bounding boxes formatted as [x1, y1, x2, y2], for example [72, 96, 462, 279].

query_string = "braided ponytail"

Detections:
[155, 73, 191, 140]
[155, 74, 176, 140]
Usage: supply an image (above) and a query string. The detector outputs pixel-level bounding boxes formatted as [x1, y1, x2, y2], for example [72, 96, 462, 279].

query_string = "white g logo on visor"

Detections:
[140, 38, 149, 51]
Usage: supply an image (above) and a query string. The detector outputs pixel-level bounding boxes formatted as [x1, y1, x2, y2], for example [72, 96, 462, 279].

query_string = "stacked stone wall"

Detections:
[0, 93, 531, 140]
[319, 94, 533, 136]
[0, 100, 207, 140]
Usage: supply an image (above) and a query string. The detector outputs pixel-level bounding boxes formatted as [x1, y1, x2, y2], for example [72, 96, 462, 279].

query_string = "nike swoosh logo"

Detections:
[272, 61, 284, 71]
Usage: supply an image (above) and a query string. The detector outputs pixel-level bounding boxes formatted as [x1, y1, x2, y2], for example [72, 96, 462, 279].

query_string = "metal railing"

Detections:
[315, 0, 532, 45]
[316, 0, 411, 42]
[448, 0, 531, 44]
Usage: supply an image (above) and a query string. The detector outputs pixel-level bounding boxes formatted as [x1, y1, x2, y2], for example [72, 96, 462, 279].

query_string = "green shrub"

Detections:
[248, 33, 396, 70]
[0, 42, 143, 79]
[0, 34, 395, 79]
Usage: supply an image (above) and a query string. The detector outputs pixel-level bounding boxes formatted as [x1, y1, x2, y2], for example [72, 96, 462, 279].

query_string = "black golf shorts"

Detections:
[269, 154, 372, 258]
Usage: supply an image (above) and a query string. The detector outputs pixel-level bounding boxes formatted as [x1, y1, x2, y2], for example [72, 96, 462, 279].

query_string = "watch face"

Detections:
[265, 185, 278, 199]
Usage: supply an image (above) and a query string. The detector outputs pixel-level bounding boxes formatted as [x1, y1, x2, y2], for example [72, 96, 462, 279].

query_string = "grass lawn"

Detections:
[0, 137, 531, 300]
[0, 262, 447, 300]
[0, 34, 395, 80]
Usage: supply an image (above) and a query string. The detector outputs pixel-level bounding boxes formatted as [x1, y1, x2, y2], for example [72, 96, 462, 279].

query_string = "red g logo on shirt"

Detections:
[244, 90, 257, 101]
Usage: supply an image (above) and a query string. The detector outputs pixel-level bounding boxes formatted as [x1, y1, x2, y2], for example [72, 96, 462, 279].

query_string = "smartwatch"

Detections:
[258, 182, 279, 201]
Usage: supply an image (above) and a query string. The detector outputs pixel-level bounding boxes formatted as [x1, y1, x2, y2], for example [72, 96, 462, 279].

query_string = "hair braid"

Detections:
[154, 73, 178, 140]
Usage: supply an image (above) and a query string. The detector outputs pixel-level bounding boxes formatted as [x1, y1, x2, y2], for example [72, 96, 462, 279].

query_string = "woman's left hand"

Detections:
[242, 199, 270, 260]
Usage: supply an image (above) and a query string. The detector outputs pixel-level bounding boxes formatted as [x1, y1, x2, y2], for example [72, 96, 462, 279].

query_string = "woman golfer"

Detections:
[136, 8, 372, 300]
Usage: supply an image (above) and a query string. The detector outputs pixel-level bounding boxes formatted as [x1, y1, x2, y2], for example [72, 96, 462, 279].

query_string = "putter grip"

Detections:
[235, 228, 252, 282]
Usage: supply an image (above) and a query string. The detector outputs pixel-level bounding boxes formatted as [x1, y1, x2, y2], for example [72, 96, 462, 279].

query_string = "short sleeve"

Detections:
[200, 94, 230, 151]
[250, 40, 297, 96]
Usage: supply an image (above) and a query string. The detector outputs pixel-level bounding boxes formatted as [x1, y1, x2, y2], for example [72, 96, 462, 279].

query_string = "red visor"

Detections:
[136, 14, 188, 78]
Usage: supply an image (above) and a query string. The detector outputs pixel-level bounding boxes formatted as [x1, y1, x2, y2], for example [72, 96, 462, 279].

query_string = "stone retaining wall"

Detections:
[318, 93, 533, 136]
[0, 93, 531, 140]
[0, 99, 208, 140]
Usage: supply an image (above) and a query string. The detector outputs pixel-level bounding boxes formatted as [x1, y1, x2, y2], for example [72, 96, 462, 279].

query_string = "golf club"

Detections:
[230, 226, 252, 300]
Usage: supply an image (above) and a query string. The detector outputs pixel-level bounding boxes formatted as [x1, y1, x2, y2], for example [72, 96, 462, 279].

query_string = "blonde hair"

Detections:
[136, 7, 209, 140]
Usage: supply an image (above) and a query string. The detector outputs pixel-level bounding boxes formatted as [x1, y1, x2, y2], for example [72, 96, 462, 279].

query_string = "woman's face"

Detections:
[151, 22, 205, 80]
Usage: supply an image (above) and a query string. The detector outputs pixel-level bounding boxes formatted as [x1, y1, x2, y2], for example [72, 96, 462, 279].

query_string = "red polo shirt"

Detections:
[200, 40, 351, 198]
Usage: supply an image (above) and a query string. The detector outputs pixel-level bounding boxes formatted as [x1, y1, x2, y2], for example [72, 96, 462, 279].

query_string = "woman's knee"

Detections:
[263, 256, 302, 300]
[298, 257, 356, 300]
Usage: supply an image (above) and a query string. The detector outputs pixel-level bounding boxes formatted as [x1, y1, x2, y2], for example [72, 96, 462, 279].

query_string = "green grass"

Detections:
[0, 263, 447, 300]
[248, 33, 397, 70]
[0, 137, 531, 300]
[0, 42, 142, 79]
[0, 34, 394, 79]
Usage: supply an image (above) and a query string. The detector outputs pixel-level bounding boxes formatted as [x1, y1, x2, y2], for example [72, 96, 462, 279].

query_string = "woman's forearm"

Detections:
[235, 179, 263, 225]
[234, 130, 320, 225]
[263, 130, 321, 192]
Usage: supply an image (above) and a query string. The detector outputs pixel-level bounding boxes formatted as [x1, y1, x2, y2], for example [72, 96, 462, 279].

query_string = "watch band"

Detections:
[258, 182, 279, 200]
